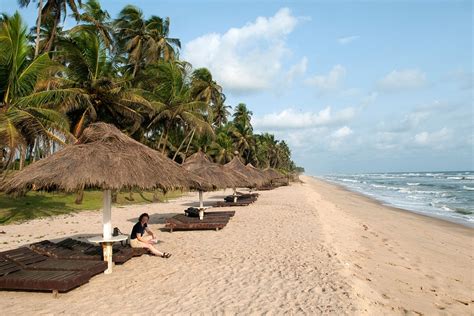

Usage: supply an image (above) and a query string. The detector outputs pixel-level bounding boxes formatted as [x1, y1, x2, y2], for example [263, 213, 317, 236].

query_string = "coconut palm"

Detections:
[143, 62, 213, 154]
[191, 68, 224, 105]
[17, 0, 43, 57]
[69, 0, 113, 50]
[233, 103, 253, 133]
[114, 5, 181, 78]
[0, 12, 71, 170]
[208, 125, 235, 164]
[50, 30, 151, 136]
[212, 100, 231, 127]
[19, 0, 82, 53]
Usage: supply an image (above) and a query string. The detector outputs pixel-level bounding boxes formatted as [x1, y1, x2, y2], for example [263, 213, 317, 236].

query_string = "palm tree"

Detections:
[19, 0, 82, 53]
[143, 62, 213, 154]
[0, 12, 71, 170]
[17, 0, 43, 57]
[233, 103, 253, 133]
[208, 125, 235, 164]
[69, 0, 113, 50]
[114, 5, 181, 78]
[50, 30, 151, 136]
[191, 68, 223, 104]
[212, 100, 231, 127]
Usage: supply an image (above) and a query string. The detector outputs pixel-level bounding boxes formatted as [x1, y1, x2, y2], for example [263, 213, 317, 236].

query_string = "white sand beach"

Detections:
[0, 175, 472, 315]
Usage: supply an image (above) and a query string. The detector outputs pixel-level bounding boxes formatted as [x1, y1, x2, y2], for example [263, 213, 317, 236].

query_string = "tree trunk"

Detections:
[19, 145, 27, 171]
[132, 61, 139, 78]
[74, 189, 84, 205]
[111, 190, 118, 203]
[34, 0, 43, 57]
[172, 129, 193, 161]
[152, 191, 159, 202]
[156, 132, 163, 150]
[161, 130, 169, 154]
[184, 129, 196, 155]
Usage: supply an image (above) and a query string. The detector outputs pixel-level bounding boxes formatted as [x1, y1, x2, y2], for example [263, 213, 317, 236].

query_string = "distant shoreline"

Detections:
[310, 174, 474, 229]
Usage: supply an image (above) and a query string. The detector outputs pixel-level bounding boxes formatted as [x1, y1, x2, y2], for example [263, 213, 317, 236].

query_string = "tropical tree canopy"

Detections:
[1, 2, 300, 175]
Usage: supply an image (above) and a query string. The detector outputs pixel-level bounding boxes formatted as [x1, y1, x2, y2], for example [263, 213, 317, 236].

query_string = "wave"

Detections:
[463, 186, 474, 191]
[447, 176, 462, 180]
[407, 182, 420, 186]
[341, 179, 359, 183]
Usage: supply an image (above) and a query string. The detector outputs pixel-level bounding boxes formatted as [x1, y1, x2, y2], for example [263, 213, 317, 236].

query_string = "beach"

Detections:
[0, 175, 472, 314]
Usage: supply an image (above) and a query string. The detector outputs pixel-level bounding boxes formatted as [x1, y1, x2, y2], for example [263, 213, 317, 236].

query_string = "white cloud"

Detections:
[305, 65, 346, 93]
[332, 126, 353, 139]
[337, 35, 359, 45]
[252, 106, 356, 130]
[377, 68, 427, 92]
[286, 57, 308, 84]
[183, 8, 301, 93]
[330, 126, 354, 149]
[414, 127, 451, 147]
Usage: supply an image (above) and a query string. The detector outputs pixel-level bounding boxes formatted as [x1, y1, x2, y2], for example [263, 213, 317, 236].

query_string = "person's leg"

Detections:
[142, 235, 153, 242]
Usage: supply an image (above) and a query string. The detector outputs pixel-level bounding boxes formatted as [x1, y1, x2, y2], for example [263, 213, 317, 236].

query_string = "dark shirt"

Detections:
[131, 222, 147, 240]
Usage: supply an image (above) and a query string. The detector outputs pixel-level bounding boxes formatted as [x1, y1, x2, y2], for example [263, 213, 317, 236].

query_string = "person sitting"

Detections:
[130, 213, 171, 258]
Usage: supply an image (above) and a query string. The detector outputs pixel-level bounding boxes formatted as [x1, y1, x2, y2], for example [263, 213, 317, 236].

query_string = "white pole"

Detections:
[233, 188, 237, 203]
[198, 191, 204, 220]
[199, 190, 204, 208]
[102, 189, 113, 274]
[103, 190, 112, 238]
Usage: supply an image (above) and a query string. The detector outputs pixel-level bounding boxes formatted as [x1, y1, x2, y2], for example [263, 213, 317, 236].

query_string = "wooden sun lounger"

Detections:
[204, 211, 236, 217]
[224, 195, 257, 203]
[29, 239, 142, 264]
[0, 257, 91, 294]
[256, 186, 273, 190]
[236, 192, 259, 197]
[1, 247, 107, 276]
[212, 201, 252, 207]
[184, 208, 235, 218]
[165, 214, 230, 232]
[57, 238, 147, 260]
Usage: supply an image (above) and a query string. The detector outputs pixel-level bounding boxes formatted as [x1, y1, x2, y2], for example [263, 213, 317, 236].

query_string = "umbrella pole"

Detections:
[233, 188, 237, 203]
[198, 191, 204, 220]
[102, 189, 113, 274]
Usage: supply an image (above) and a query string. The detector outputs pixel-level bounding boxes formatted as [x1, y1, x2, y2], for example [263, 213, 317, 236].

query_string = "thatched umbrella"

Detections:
[182, 151, 245, 216]
[1, 123, 210, 273]
[263, 167, 288, 186]
[224, 157, 265, 189]
[246, 163, 270, 187]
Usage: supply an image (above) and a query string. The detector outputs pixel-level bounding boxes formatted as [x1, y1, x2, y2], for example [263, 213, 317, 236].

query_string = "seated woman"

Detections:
[130, 213, 171, 258]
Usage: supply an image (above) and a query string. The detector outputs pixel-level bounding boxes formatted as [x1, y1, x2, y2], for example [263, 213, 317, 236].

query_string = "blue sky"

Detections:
[2, 0, 472, 174]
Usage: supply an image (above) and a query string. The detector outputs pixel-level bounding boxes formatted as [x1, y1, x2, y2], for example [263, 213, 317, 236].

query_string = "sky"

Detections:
[2, 0, 472, 175]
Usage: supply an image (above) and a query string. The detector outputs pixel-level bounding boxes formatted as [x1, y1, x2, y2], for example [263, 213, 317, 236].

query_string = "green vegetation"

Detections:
[1, 0, 299, 172]
[0, 190, 183, 225]
[0, 1, 302, 223]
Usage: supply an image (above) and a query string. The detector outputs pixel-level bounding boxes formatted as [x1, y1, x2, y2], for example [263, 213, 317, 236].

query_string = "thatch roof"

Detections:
[224, 157, 263, 188]
[182, 151, 248, 190]
[246, 163, 271, 185]
[1, 123, 211, 195]
[263, 168, 285, 181]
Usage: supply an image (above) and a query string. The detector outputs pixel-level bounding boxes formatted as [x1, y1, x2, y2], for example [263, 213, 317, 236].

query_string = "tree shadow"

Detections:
[0, 194, 81, 225]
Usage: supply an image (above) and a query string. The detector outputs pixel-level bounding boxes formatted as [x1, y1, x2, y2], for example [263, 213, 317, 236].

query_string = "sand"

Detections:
[0, 175, 472, 315]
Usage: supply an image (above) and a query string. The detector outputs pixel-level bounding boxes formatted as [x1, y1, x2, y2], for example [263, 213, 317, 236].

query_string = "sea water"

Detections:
[320, 171, 474, 228]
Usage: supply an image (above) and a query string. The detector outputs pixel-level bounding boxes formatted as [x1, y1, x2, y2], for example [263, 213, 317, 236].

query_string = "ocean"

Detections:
[319, 171, 474, 227]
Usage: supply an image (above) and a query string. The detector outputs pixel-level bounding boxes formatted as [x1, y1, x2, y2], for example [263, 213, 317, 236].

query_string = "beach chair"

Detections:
[0, 256, 91, 294]
[29, 239, 142, 264]
[0, 247, 107, 276]
[165, 214, 231, 232]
